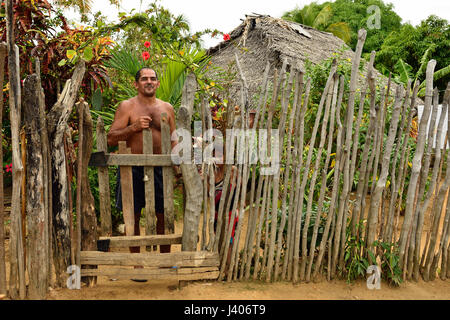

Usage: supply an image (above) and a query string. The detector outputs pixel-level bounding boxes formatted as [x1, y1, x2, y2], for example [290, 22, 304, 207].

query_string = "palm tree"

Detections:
[53, 0, 120, 14]
[282, 2, 351, 44]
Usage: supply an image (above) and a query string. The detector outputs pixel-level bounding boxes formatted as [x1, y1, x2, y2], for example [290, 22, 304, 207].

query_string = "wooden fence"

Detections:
[1, 25, 450, 300]
[197, 30, 450, 284]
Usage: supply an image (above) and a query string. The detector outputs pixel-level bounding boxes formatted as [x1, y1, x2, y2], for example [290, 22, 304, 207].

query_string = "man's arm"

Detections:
[107, 101, 151, 147]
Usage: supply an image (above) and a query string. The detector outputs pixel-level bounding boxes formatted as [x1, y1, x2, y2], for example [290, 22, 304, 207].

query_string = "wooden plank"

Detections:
[91, 154, 173, 167]
[161, 113, 175, 234]
[80, 266, 219, 281]
[99, 234, 182, 248]
[96, 117, 112, 236]
[143, 129, 157, 236]
[80, 251, 220, 268]
[118, 142, 135, 236]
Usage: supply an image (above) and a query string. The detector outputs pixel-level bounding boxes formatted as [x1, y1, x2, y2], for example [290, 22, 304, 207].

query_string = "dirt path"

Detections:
[46, 275, 450, 300]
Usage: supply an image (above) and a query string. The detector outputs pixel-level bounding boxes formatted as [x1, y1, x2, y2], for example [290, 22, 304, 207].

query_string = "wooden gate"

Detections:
[83, 112, 219, 283]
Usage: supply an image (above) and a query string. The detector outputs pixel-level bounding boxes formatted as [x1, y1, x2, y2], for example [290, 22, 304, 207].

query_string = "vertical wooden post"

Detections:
[0, 42, 7, 297]
[47, 60, 85, 287]
[96, 117, 112, 237]
[23, 73, 49, 299]
[6, 0, 25, 298]
[118, 141, 135, 236]
[143, 129, 157, 237]
[79, 101, 97, 286]
[178, 73, 203, 252]
[161, 113, 175, 235]
[398, 60, 436, 270]
[75, 101, 84, 269]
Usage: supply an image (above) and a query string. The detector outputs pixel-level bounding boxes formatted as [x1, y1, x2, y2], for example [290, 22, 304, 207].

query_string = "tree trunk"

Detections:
[47, 60, 85, 287]
[23, 74, 49, 299]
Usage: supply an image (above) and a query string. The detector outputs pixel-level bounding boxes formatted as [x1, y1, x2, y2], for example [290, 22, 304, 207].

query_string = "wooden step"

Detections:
[80, 266, 219, 281]
[80, 251, 220, 268]
[98, 234, 182, 248]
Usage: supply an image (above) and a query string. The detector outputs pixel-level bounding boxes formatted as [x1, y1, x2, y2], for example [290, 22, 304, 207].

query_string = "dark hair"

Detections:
[135, 67, 158, 82]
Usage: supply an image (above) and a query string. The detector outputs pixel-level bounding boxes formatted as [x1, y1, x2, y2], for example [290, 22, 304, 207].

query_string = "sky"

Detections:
[65, 0, 450, 49]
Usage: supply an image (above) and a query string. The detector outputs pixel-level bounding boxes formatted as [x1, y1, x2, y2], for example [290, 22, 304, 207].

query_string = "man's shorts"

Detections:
[115, 166, 164, 214]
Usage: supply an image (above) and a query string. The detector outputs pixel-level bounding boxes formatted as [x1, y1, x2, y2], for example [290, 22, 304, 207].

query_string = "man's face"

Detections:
[135, 69, 160, 97]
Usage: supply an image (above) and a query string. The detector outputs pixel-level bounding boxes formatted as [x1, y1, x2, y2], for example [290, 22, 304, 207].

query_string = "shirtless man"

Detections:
[107, 67, 176, 255]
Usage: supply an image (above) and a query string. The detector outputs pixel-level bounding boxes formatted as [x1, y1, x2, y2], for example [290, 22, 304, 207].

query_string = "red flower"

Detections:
[144, 41, 151, 48]
[223, 33, 231, 41]
[142, 51, 150, 61]
[5, 163, 12, 173]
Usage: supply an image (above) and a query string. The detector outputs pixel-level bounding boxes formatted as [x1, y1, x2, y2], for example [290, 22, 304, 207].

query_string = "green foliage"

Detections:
[282, 2, 351, 44]
[283, 0, 402, 52]
[376, 15, 450, 96]
[344, 225, 402, 286]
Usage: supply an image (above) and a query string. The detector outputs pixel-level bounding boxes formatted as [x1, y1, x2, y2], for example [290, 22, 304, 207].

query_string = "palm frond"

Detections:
[313, 4, 333, 28]
[394, 58, 413, 84]
[104, 48, 144, 78]
[326, 22, 351, 44]
[415, 44, 436, 80]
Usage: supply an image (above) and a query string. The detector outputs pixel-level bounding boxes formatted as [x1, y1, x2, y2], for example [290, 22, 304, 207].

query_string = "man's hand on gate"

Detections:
[132, 115, 152, 132]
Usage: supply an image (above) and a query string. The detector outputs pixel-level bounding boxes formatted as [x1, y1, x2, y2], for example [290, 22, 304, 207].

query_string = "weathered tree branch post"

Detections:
[47, 60, 85, 286]
[178, 73, 203, 251]
[6, 0, 25, 299]
[398, 60, 436, 271]
[23, 74, 49, 299]
[79, 100, 97, 286]
[96, 117, 112, 236]
[0, 42, 7, 298]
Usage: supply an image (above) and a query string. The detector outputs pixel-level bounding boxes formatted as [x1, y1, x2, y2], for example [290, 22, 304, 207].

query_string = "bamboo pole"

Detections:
[0, 42, 7, 297]
[398, 60, 436, 270]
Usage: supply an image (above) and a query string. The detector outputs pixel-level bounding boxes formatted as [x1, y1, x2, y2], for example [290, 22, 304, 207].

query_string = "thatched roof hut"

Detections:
[206, 14, 401, 108]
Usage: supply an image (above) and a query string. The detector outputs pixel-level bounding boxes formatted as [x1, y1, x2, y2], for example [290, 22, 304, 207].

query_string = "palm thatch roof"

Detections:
[206, 14, 405, 108]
